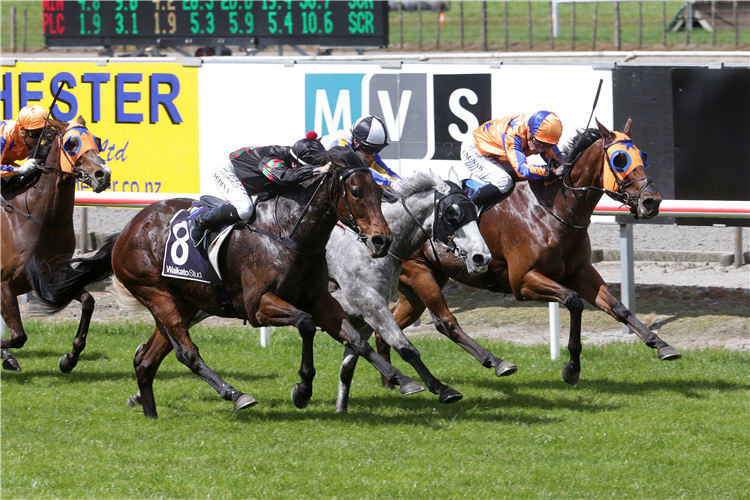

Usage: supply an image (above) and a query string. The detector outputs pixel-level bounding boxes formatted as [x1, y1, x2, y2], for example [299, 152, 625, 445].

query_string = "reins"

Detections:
[244, 165, 371, 255]
[1, 132, 81, 228]
[551, 136, 654, 227]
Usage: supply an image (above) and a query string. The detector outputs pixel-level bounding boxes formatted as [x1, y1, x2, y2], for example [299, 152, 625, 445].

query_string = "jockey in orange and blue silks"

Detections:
[461, 110, 564, 208]
[319, 115, 401, 189]
[1, 105, 49, 180]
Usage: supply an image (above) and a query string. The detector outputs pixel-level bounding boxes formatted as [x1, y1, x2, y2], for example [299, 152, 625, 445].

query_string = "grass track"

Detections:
[2, 321, 748, 499]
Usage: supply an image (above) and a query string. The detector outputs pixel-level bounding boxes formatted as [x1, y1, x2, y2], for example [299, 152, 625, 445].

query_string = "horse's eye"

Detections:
[349, 187, 363, 199]
[64, 137, 80, 154]
[447, 204, 462, 220]
[611, 150, 631, 171]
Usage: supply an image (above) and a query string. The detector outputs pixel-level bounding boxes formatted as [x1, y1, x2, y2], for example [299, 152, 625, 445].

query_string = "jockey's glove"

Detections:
[18, 158, 41, 175]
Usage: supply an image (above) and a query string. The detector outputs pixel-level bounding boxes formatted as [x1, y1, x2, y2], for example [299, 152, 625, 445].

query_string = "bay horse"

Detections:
[379, 119, 681, 387]
[1, 116, 111, 372]
[327, 168, 499, 413]
[29, 146, 430, 418]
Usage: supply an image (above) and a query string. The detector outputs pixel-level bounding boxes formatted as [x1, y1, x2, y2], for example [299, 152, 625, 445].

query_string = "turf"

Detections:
[1, 321, 748, 499]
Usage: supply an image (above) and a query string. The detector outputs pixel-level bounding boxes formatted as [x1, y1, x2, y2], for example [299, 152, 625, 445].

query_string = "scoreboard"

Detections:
[43, 1, 389, 50]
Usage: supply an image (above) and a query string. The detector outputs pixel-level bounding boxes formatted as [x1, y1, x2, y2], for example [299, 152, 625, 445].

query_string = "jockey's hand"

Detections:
[18, 158, 40, 175]
[315, 162, 332, 175]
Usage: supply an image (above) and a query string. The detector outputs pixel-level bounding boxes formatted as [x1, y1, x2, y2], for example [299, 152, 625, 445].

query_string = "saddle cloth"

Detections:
[161, 202, 234, 283]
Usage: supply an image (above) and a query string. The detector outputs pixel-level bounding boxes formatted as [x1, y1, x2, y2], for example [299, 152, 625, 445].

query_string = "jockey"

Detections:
[319, 115, 401, 189]
[188, 131, 332, 246]
[462, 110, 563, 207]
[0, 105, 49, 179]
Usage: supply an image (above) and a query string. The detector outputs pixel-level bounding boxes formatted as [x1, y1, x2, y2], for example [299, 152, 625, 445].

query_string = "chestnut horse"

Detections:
[1, 117, 111, 372]
[29, 146, 430, 418]
[379, 119, 681, 387]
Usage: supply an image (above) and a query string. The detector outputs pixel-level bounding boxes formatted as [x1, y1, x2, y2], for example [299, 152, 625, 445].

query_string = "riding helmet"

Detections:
[290, 131, 329, 167]
[351, 115, 389, 149]
[17, 105, 48, 130]
[528, 110, 562, 145]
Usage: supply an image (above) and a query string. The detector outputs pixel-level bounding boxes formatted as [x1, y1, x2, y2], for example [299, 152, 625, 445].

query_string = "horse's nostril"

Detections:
[95, 170, 105, 180]
[473, 254, 489, 266]
[371, 235, 392, 250]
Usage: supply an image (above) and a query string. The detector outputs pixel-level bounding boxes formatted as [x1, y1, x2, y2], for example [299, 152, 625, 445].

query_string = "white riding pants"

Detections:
[461, 140, 514, 194]
[213, 162, 256, 220]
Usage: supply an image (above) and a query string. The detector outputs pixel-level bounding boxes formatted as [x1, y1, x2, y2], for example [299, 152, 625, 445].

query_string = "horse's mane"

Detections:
[562, 128, 601, 167]
[391, 171, 442, 199]
[327, 145, 368, 171]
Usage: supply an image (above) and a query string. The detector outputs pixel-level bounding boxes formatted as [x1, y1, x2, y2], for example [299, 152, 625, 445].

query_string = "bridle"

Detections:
[248, 164, 372, 255]
[389, 182, 479, 274]
[551, 135, 655, 228]
[1, 127, 89, 228]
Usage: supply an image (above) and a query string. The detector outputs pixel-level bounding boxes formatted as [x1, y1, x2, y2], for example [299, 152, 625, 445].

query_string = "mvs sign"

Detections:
[305, 72, 492, 161]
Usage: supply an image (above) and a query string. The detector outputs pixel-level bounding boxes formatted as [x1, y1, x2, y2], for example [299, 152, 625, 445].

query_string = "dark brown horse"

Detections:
[29, 146, 429, 418]
[379, 119, 681, 387]
[1, 117, 111, 372]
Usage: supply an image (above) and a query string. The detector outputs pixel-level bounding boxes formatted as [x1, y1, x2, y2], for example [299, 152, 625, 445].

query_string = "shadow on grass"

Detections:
[1, 367, 281, 384]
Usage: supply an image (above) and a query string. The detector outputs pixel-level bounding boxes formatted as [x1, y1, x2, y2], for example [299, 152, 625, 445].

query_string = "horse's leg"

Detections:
[337, 343, 360, 413]
[129, 327, 173, 418]
[516, 270, 586, 385]
[58, 289, 96, 373]
[130, 287, 257, 418]
[1, 283, 26, 371]
[311, 293, 426, 399]
[392, 267, 518, 378]
[360, 295, 463, 405]
[564, 264, 681, 361]
[255, 293, 320, 409]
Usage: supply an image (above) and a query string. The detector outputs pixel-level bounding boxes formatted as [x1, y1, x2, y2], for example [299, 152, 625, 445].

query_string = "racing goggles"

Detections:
[23, 128, 43, 139]
[357, 143, 384, 155]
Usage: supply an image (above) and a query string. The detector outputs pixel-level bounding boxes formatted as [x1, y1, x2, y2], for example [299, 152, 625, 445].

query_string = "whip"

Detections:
[585, 79, 604, 131]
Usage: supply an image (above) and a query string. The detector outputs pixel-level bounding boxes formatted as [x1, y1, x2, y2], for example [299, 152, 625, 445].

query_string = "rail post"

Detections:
[549, 303, 560, 360]
[260, 327, 271, 347]
[620, 223, 635, 334]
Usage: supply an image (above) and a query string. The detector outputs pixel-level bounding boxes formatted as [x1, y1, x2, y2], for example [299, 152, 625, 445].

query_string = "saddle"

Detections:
[162, 197, 238, 313]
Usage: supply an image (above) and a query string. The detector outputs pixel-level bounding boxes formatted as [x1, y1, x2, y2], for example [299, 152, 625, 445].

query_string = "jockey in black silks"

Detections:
[188, 131, 332, 246]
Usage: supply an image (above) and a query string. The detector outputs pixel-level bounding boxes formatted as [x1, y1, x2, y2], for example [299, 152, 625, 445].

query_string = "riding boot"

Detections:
[188, 204, 240, 247]
[470, 184, 506, 213]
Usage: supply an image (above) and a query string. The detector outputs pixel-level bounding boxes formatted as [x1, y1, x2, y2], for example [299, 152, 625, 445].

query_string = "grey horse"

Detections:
[327, 169, 512, 413]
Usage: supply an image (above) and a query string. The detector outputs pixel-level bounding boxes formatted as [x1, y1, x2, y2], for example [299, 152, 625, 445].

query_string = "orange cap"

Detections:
[17, 105, 48, 130]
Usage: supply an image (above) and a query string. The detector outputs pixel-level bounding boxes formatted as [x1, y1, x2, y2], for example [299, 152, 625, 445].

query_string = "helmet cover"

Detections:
[17, 105, 49, 131]
[350, 115, 389, 149]
[528, 111, 562, 145]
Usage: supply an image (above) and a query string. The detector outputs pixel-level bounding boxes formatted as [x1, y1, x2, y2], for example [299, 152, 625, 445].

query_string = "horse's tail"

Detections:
[26, 233, 119, 314]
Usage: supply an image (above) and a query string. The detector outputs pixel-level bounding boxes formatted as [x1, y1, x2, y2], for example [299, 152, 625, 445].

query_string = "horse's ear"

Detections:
[429, 168, 448, 193]
[77, 115, 86, 127]
[447, 166, 460, 184]
[623, 117, 633, 137]
[596, 118, 615, 143]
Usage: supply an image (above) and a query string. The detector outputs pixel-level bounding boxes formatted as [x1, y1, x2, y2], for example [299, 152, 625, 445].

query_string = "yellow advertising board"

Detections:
[1, 61, 199, 194]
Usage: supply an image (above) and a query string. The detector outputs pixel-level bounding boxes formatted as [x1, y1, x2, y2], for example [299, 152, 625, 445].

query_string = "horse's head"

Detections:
[59, 116, 112, 193]
[328, 146, 392, 257]
[430, 168, 491, 274]
[596, 118, 661, 219]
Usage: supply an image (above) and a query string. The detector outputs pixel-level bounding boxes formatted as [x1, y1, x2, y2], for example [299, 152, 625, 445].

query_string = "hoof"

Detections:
[561, 362, 580, 386]
[658, 346, 682, 361]
[291, 383, 311, 409]
[399, 380, 426, 396]
[234, 393, 258, 411]
[495, 360, 518, 377]
[127, 393, 141, 407]
[3, 354, 21, 372]
[438, 387, 463, 404]
[59, 353, 78, 374]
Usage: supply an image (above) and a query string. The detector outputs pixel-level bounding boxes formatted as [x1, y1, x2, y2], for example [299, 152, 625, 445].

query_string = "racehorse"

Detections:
[29, 146, 431, 418]
[379, 119, 682, 387]
[1, 116, 111, 372]
[328, 168, 506, 412]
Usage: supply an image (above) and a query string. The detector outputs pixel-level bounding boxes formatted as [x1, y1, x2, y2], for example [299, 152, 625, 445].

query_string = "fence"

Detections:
[388, 1, 749, 51]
